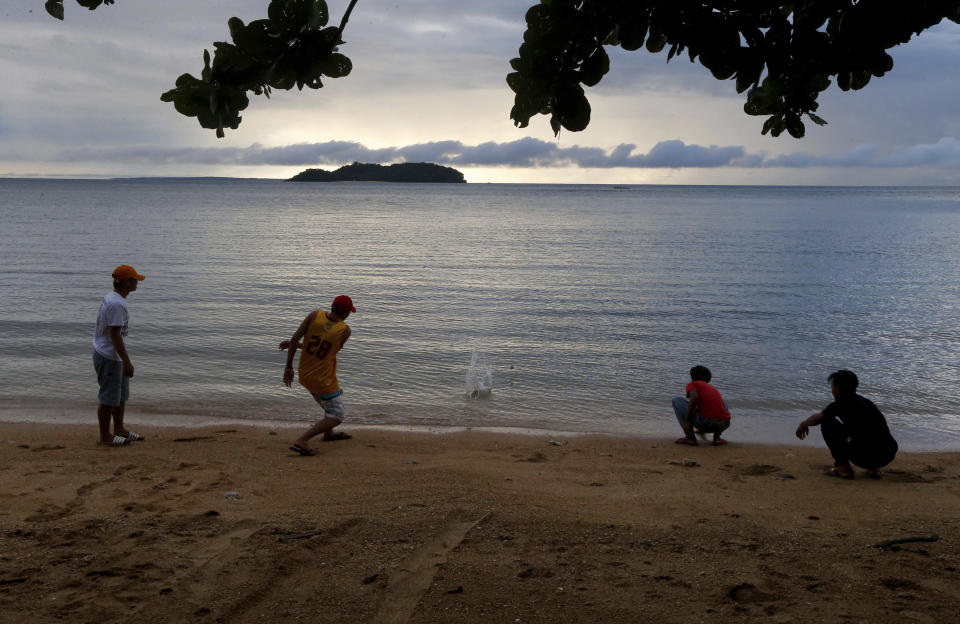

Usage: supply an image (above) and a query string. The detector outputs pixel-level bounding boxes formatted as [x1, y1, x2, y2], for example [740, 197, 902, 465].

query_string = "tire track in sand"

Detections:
[371, 510, 490, 624]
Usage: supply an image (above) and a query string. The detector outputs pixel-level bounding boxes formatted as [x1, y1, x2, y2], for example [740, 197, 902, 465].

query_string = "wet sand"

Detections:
[2, 422, 959, 623]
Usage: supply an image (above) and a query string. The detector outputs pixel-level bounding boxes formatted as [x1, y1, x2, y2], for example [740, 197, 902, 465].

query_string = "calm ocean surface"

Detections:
[1, 179, 958, 449]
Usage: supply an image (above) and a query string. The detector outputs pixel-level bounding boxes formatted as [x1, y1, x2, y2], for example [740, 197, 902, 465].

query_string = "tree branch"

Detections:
[337, 0, 360, 40]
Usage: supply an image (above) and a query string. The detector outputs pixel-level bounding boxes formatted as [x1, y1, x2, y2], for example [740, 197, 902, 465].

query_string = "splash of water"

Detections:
[465, 348, 493, 398]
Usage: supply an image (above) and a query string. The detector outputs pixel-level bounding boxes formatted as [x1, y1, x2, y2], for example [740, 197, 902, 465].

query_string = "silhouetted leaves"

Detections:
[160, 50, 248, 138]
[508, 1, 960, 137]
[157, 0, 351, 136]
[45, 0, 113, 19]
[43, 0, 960, 138]
[47, 0, 354, 137]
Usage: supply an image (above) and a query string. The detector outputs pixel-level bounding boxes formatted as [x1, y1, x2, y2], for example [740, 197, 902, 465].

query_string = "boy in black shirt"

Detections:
[795, 369, 898, 479]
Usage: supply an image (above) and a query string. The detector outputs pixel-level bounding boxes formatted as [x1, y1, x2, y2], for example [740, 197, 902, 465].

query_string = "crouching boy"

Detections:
[672, 365, 731, 446]
[795, 369, 897, 479]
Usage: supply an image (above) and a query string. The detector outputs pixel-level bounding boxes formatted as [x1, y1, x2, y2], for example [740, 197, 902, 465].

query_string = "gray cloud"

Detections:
[627, 140, 749, 167]
[767, 138, 960, 168]
[54, 137, 756, 168]
[886, 137, 960, 167]
[765, 144, 881, 168]
[51, 136, 960, 169]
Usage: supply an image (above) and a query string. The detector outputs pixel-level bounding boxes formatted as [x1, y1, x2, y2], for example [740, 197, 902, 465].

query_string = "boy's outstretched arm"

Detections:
[796, 412, 826, 440]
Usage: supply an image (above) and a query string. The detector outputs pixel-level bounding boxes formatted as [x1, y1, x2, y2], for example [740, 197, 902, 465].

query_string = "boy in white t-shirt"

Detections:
[92, 265, 146, 446]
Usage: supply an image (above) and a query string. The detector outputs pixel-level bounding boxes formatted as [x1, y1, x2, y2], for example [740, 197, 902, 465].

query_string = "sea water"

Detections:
[1, 179, 958, 450]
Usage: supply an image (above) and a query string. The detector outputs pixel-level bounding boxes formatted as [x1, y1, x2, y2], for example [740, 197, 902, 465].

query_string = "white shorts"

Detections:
[311, 390, 345, 421]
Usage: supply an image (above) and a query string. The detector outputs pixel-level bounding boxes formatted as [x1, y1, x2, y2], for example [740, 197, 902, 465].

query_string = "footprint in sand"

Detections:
[882, 470, 932, 483]
[113, 464, 137, 477]
[517, 567, 555, 578]
[517, 452, 548, 463]
[727, 581, 781, 603]
[738, 464, 783, 476]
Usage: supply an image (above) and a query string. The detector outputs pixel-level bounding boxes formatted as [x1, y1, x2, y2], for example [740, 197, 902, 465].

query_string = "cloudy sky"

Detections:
[2, 1, 960, 184]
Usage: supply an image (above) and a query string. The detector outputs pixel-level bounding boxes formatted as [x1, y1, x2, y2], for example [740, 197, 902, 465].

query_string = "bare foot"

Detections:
[675, 436, 698, 446]
[712, 438, 728, 446]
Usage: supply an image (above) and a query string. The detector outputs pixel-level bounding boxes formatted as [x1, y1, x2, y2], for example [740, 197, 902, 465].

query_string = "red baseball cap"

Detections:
[113, 265, 145, 280]
[332, 295, 356, 313]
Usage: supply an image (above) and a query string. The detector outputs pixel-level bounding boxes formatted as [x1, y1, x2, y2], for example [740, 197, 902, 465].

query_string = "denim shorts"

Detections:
[311, 389, 345, 421]
[672, 396, 730, 434]
[692, 415, 730, 434]
[93, 351, 129, 406]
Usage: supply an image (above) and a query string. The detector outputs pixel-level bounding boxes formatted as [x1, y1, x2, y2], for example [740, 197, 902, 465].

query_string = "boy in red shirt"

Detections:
[672, 365, 731, 446]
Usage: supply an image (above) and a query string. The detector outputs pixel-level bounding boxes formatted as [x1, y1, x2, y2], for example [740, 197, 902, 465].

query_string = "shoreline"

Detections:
[0, 406, 808, 448]
[2, 421, 959, 622]
[2, 404, 957, 453]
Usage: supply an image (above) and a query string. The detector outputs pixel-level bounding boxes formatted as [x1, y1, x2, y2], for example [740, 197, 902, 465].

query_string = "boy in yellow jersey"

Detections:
[280, 295, 356, 455]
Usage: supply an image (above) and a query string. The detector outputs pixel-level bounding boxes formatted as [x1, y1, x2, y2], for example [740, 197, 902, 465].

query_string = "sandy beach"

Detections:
[2, 422, 959, 623]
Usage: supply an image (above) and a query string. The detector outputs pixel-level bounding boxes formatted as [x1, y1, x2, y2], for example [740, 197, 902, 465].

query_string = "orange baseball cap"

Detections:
[113, 265, 146, 281]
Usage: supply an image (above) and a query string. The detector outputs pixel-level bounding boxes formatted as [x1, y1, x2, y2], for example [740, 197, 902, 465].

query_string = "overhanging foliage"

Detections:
[44, 0, 960, 139]
[508, 0, 960, 138]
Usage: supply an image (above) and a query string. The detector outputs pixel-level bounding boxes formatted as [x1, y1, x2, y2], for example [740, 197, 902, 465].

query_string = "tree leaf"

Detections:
[579, 47, 609, 87]
[319, 53, 352, 78]
[557, 84, 590, 132]
[851, 70, 871, 90]
[618, 16, 649, 51]
[228, 17, 246, 42]
[510, 103, 531, 128]
[308, 0, 330, 28]
[201, 50, 212, 82]
[506, 72, 524, 93]
[646, 32, 667, 53]
[837, 71, 851, 91]
[45, 1, 64, 20]
[785, 113, 805, 138]
[761, 116, 776, 135]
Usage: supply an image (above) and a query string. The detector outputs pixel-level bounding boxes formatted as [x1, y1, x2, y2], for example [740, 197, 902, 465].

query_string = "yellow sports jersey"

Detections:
[298, 311, 349, 395]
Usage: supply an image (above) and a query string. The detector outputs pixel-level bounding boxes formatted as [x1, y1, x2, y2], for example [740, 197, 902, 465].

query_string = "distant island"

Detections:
[289, 162, 466, 183]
